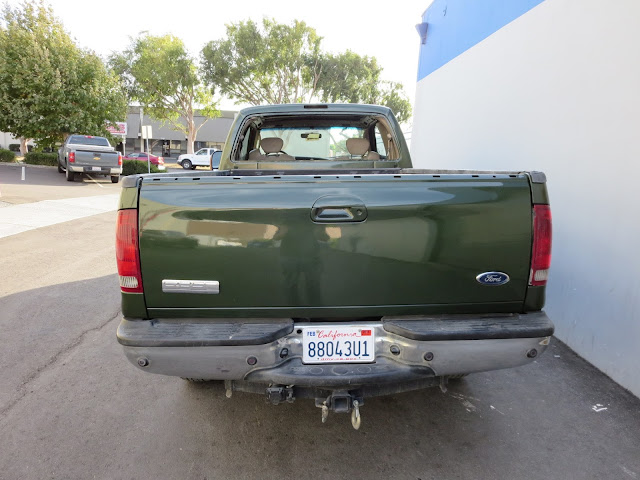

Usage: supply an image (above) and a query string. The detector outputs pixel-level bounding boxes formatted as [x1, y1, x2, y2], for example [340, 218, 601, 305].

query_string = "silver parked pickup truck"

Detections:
[57, 135, 122, 183]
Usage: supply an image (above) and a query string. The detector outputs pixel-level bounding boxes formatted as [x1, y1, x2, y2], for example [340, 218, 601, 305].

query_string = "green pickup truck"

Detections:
[116, 104, 553, 429]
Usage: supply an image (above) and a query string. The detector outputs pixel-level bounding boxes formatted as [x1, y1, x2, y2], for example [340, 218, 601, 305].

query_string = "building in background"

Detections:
[125, 107, 237, 159]
[412, 0, 640, 397]
[1, 108, 237, 157]
[0, 132, 34, 151]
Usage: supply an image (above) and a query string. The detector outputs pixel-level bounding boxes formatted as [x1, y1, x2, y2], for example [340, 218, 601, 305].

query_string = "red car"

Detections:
[123, 152, 166, 170]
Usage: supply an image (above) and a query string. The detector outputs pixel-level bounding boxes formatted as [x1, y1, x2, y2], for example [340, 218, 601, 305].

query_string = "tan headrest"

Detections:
[346, 138, 370, 156]
[248, 148, 262, 160]
[261, 137, 284, 154]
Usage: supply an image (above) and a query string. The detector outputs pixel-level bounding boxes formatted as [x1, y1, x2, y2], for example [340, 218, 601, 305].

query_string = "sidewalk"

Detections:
[0, 193, 119, 238]
[0, 163, 120, 238]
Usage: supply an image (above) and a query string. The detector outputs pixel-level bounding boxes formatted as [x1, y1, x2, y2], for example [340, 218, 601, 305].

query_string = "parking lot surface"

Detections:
[0, 163, 121, 204]
[1, 166, 639, 480]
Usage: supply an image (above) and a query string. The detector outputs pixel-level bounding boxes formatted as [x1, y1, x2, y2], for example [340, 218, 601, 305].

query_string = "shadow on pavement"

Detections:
[0, 272, 639, 480]
[0, 274, 121, 412]
[147, 338, 640, 480]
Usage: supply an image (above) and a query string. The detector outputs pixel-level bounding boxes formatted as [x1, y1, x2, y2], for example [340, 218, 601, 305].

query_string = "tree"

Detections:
[0, 1, 128, 152]
[372, 81, 413, 125]
[314, 50, 381, 105]
[110, 34, 219, 154]
[201, 19, 412, 123]
[201, 19, 323, 105]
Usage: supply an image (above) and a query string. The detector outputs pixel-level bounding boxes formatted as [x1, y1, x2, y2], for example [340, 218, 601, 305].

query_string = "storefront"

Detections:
[123, 107, 236, 158]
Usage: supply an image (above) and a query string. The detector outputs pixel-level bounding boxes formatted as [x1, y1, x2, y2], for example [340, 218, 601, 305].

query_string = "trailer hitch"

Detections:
[315, 391, 364, 430]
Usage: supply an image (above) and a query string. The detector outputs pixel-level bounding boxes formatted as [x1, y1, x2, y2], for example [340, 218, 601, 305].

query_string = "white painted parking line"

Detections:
[0, 194, 119, 239]
[86, 175, 104, 188]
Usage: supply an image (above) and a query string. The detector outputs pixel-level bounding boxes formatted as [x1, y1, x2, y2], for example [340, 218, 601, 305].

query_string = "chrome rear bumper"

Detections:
[70, 166, 122, 174]
[118, 313, 553, 386]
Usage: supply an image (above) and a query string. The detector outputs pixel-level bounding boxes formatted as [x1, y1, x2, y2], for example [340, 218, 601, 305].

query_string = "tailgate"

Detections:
[137, 173, 533, 318]
[73, 149, 119, 167]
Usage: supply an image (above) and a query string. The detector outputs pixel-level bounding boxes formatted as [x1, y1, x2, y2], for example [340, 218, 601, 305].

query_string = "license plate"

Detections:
[91, 166, 102, 171]
[302, 326, 375, 364]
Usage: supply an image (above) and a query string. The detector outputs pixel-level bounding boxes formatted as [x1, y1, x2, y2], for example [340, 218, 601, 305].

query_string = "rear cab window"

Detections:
[231, 111, 402, 167]
[260, 126, 366, 160]
[68, 135, 110, 147]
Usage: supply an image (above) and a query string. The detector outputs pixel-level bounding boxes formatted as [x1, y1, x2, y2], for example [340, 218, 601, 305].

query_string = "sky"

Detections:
[5, 0, 431, 112]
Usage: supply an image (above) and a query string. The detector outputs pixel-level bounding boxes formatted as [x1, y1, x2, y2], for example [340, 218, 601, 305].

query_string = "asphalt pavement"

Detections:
[0, 164, 639, 480]
[0, 163, 122, 203]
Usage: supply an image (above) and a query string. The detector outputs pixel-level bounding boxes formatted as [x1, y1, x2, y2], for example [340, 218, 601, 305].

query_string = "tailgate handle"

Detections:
[311, 195, 368, 223]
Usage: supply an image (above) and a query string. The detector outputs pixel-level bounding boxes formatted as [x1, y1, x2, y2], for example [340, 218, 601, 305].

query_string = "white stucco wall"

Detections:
[1, 132, 18, 150]
[0, 132, 35, 151]
[411, 0, 640, 396]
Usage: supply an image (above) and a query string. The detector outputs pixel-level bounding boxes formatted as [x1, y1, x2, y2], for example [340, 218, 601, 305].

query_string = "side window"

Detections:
[374, 125, 388, 158]
[196, 149, 206, 155]
[239, 127, 252, 160]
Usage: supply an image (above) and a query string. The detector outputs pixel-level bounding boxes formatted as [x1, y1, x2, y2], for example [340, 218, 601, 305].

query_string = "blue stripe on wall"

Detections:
[417, 0, 545, 81]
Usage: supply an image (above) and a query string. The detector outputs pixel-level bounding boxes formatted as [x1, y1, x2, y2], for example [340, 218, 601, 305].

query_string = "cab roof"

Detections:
[238, 103, 394, 117]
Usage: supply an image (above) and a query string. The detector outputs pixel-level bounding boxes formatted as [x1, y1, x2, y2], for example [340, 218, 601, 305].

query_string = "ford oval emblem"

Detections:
[476, 272, 510, 286]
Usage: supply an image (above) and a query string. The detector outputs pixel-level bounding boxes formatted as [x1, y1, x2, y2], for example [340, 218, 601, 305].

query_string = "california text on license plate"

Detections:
[302, 327, 375, 364]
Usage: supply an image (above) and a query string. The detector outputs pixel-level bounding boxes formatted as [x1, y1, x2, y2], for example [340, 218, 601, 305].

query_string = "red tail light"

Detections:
[69, 152, 75, 163]
[118, 153, 122, 166]
[530, 205, 552, 286]
[116, 209, 143, 293]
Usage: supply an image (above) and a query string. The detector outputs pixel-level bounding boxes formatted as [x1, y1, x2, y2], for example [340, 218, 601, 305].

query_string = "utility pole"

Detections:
[139, 106, 144, 152]
[146, 134, 150, 173]
[141, 125, 152, 173]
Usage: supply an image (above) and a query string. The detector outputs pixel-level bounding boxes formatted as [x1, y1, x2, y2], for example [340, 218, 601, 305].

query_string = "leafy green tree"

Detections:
[110, 34, 219, 154]
[314, 51, 381, 105]
[201, 19, 412, 123]
[201, 19, 323, 105]
[0, 1, 128, 153]
[373, 81, 413, 125]
[315, 53, 412, 124]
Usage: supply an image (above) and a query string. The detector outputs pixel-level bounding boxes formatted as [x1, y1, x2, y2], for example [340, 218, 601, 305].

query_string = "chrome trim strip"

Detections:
[162, 279, 220, 294]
